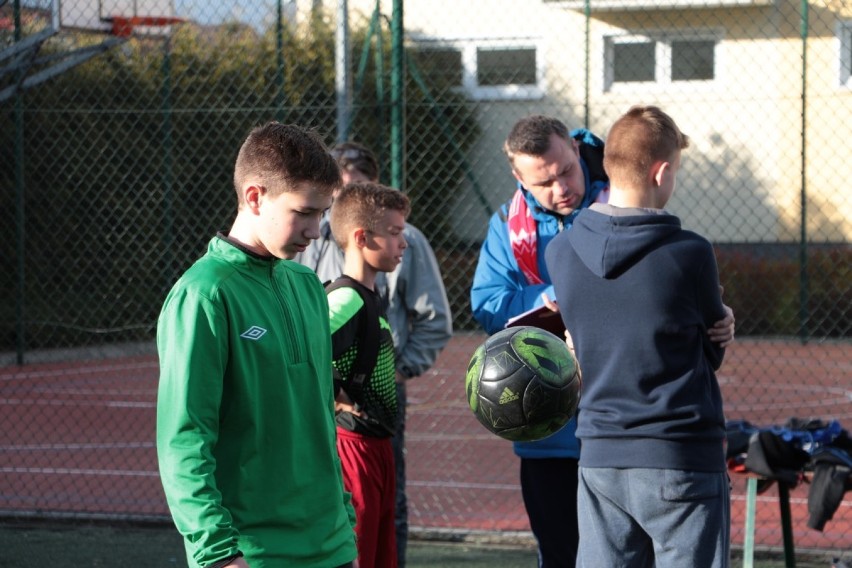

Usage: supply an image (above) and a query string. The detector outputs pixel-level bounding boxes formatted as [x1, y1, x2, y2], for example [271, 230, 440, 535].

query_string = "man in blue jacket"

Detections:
[471, 114, 734, 568]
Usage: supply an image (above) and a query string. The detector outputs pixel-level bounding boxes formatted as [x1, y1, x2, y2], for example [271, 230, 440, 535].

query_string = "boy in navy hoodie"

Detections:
[546, 105, 731, 568]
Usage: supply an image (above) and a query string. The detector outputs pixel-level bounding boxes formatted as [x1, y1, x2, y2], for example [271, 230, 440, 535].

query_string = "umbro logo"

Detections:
[240, 326, 268, 341]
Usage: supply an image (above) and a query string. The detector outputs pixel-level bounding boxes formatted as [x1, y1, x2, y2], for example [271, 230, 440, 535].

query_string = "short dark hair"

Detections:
[330, 182, 410, 249]
[604, 105, 690, 189]
[503, 115, 570, 167]
[233, 122, 341, 203]
[330, 141, 380, 182]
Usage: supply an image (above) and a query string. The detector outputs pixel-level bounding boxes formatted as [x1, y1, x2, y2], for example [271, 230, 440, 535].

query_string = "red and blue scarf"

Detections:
[508, 190, 544, 285]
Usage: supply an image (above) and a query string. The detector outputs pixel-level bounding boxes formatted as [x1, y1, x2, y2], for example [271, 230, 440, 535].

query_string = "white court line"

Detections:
[408, 433, 501, 441]
[0, 398, 154, 408]
[409, 480, 519, 491]
[0, 361, 158, 381]
[407, 480, 852, 507]
[30, 387, 154, 395]
[0, 442, 154, 451]
[729, 491, 852, 507]
[726, 400, 852, 412]
[0, 467, 158, 477]
[731, 493, 808, 505]
[719, 378, 852, 398]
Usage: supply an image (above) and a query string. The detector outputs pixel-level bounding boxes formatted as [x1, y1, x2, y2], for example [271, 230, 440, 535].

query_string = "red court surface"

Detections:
[1, 335, 850, 555]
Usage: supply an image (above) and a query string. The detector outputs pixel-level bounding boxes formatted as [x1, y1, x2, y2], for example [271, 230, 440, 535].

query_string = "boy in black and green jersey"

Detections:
[327, 182, 411, 568]
[156, 123, 357, 568]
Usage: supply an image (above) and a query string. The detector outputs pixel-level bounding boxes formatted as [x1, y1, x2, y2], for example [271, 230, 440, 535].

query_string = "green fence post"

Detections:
[14, 0, 26, 365]
[390, 0, 404, 190]
[743, 477, 757, 568]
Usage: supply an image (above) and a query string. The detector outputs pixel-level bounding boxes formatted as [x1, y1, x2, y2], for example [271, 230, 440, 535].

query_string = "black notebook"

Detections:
[504, 304, 566, 338]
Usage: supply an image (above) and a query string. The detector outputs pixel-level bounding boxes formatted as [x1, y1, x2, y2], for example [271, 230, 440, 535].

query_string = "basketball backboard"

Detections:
[58, 0, 177, 34]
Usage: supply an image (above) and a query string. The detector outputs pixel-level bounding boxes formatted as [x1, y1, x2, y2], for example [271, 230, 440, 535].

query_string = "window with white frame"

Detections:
[604, 31, 720, 91]
[839, 20, 852, 88]
[410, 38, 544, 100]
[410, 46, 464, 87]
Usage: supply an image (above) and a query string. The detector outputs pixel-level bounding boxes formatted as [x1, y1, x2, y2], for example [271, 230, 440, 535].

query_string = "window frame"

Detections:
[603, 29, 723, 93]
[410, 37, 546, 101]
[555, 0, 772, 9]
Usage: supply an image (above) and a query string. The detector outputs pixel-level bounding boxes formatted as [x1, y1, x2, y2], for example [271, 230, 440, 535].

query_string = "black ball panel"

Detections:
[464, 326, 581, 442]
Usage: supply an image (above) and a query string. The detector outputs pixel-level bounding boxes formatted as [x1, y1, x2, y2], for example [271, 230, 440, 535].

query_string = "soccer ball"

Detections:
[465, 326, 580, 442]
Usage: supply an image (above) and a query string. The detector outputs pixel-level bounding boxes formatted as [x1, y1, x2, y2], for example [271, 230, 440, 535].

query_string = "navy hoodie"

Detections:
[545, 204, 728, 472]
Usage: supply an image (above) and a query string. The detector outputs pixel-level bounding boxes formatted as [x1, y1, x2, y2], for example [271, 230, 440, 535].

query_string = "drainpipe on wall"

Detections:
[336, 0, 351, 142]
[798, 0, 809, 343]
[583, 0, 590, 130]
[275, 0, 285, 122]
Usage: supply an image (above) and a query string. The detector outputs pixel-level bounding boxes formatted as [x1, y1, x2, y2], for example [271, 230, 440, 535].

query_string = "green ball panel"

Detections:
[465, 343, 486, 414]
[509, 327, 578, 387]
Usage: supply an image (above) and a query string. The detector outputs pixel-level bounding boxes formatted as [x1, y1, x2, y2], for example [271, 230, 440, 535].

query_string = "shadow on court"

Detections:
[0, 519, 840, 568]
[0, 518, 542, 567]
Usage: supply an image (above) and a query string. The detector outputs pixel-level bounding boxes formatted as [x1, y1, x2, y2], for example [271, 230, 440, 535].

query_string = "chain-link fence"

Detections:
[2, 0, 851, 561]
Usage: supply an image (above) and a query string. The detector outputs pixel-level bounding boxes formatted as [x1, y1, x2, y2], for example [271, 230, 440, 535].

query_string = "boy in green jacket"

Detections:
[156, 122, 358, 568]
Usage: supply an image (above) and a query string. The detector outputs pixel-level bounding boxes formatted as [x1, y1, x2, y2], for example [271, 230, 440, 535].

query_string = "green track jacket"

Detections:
[156, 235, 357, 568]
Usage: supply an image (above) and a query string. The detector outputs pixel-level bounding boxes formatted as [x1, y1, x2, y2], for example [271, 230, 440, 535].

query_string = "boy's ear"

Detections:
[652, 161, 670, 188]
[353, 227, 367, 248]
[244, 184, 265, 213]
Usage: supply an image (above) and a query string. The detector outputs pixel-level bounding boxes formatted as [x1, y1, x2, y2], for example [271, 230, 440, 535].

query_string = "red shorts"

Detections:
[336, 427, 397, 568]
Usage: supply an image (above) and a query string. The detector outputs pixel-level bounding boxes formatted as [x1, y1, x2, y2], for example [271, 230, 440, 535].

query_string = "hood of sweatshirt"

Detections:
[567, 204, 682, 279]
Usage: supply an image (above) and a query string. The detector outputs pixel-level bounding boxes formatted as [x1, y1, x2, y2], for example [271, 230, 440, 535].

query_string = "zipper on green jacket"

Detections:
[269, 262, 304, 362]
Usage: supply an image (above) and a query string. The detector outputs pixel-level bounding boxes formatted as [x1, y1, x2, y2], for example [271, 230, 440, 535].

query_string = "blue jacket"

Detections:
[545, 205, 727, 471]
[470, 129, 607, 459]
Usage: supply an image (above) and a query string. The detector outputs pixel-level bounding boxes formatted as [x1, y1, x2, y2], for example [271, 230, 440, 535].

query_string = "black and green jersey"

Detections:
[328, 277, 398, 438]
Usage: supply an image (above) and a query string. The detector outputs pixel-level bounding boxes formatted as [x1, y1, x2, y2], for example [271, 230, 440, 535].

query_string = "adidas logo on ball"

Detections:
[499, 387, 520, 404]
